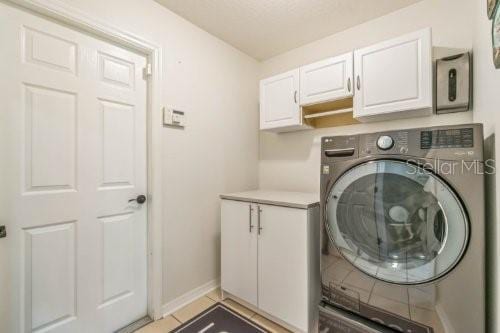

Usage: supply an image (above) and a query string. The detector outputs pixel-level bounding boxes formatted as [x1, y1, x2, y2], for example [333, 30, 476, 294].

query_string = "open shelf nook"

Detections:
[302, 98, 359, 128]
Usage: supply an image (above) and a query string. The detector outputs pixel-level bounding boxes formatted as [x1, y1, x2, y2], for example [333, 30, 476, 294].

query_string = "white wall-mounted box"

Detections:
[163, 107, 185, 128]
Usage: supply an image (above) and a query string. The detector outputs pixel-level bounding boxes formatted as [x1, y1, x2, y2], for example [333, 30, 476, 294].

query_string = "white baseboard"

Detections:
[161, 278, 220, 317]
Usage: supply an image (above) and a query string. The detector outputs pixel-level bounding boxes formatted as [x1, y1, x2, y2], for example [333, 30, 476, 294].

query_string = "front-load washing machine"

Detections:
[319, 124, 485, 333]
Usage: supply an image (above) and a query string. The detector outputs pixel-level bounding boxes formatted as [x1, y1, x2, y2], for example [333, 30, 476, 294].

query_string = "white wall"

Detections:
[258, 0, 475, 193]
[473, 1, 500, 332]
[55, 0, 260, 305]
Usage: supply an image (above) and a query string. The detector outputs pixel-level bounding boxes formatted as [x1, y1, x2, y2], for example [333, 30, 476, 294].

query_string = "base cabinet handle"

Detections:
[249, 205, 254, 233]
[258, 206, 263, 235]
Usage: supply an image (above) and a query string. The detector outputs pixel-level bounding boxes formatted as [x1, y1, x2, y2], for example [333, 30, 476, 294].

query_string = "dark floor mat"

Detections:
[171, 303, 269, 333]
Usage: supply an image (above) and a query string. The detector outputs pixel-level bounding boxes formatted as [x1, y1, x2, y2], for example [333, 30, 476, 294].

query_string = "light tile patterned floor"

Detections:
[136, 288, 290, 333]
[323, 253, 444, 329]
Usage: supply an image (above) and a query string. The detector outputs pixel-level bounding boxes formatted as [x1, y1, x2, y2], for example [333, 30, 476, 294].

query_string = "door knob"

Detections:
[129, 195, 147, 204]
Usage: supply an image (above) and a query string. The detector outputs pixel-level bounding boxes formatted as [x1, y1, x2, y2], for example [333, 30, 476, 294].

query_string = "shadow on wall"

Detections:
[484, 134, 496, 333]
[260, 130, 319, 161]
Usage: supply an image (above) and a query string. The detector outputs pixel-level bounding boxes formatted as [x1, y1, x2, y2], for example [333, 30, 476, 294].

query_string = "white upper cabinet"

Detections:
[300, 52, 353, 106]
[260, 69, 304, 131]
[353, 28, 433, 121]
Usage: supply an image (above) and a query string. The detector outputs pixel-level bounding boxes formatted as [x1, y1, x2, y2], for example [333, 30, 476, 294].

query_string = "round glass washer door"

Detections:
[326, 160, 469, 285]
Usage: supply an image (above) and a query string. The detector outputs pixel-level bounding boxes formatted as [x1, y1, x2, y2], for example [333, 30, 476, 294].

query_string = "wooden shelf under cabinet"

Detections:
[302, 98, 359, 128]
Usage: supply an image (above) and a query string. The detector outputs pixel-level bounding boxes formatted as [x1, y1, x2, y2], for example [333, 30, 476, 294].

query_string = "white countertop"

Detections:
[220, 190, 319, 209]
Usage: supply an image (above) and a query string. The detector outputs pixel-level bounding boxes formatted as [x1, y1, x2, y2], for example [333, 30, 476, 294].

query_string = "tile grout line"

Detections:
[170, 313, 183, 324]
[205, 294, 219, 302]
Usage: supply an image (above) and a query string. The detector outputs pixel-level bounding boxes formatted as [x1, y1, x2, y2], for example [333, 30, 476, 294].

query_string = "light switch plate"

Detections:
[163, 107, 185, 128]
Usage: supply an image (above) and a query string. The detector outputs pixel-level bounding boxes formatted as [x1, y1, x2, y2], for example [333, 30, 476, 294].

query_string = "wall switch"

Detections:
[163, 107, 185, 128]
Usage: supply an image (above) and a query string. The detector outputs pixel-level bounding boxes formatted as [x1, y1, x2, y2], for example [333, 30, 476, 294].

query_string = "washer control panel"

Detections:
[377, 135, 394, 150]
[332, 124, 482, 161]
[363, 131, 408, 155]
[420, 128, 473, 149]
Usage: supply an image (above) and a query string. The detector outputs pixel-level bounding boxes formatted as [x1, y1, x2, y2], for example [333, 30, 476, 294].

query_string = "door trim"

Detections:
[6, 0, 164, 320]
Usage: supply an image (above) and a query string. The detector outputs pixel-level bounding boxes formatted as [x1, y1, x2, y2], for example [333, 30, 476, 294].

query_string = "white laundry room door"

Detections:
[0, 3, 148, 333]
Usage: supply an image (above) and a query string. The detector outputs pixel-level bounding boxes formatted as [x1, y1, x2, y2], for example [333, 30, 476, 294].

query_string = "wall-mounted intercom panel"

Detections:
[163, 107, 185, 128]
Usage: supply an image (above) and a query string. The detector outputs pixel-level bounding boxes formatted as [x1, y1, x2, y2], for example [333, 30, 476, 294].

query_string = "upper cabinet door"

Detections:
[353, 28, 432, 121]
[300, 52, 353, 106]
[260, 69, 301, 131]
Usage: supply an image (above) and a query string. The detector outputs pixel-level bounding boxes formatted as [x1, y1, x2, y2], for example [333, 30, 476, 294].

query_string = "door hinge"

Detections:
[143, 63, 152, 77]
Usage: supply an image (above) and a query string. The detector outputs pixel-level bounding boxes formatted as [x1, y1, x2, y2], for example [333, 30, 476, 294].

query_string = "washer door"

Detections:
[326, 160, 469, 284]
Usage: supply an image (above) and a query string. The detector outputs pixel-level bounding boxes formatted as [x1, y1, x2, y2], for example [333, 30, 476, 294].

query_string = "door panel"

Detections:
[0, 4, 148, 332]
[362, 41, 419, 107]
[300, 52, 353, 106]
[258, 204, 308, 331]
[24, 222, 77, 333]
[24, 84, 77, 192]
[260, 69, 301, 130]
[353, 28, 432, 119]
[23, 26, 77, 74]
[99, 213, 134, 307]
[221, 200, 258, 306]
[100, 100, 135, 188]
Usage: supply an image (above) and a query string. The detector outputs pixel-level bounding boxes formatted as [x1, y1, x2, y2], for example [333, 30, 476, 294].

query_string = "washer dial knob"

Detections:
[377, 135, 394, 150]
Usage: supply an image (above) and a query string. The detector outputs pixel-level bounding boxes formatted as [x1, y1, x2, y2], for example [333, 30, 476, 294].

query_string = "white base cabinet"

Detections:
[221, 197, 319, 333]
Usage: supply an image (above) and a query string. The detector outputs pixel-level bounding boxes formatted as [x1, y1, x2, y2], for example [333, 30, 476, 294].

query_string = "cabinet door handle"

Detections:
[249, 204, 254, 233]
[347, 77, 351, 92]
[356, 75, 361, 90]
[294, 90, 298, 104]
[257, 206, 263, 235]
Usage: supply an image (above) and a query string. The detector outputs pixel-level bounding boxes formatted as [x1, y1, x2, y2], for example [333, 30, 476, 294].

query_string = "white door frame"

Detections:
[5, 0, 164, 321]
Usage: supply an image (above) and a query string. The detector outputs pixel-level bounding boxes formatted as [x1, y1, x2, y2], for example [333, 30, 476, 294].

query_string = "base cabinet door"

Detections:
[221, 200, 258, 306]
[257, 204, 309, 332]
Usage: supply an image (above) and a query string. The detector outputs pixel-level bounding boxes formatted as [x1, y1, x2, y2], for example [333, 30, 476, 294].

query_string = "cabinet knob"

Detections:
[356, 75, 361, 90]
[347, 77, 351, 92]
[293, 90, 298, 104]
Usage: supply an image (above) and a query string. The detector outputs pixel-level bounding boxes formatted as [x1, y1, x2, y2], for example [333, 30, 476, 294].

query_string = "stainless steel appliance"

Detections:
[319, 124, 485, 333]
[436, 53, 471, 114]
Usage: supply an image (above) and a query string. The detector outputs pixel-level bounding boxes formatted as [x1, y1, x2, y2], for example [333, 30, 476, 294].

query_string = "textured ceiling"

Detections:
[155, 0, 423, 60]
